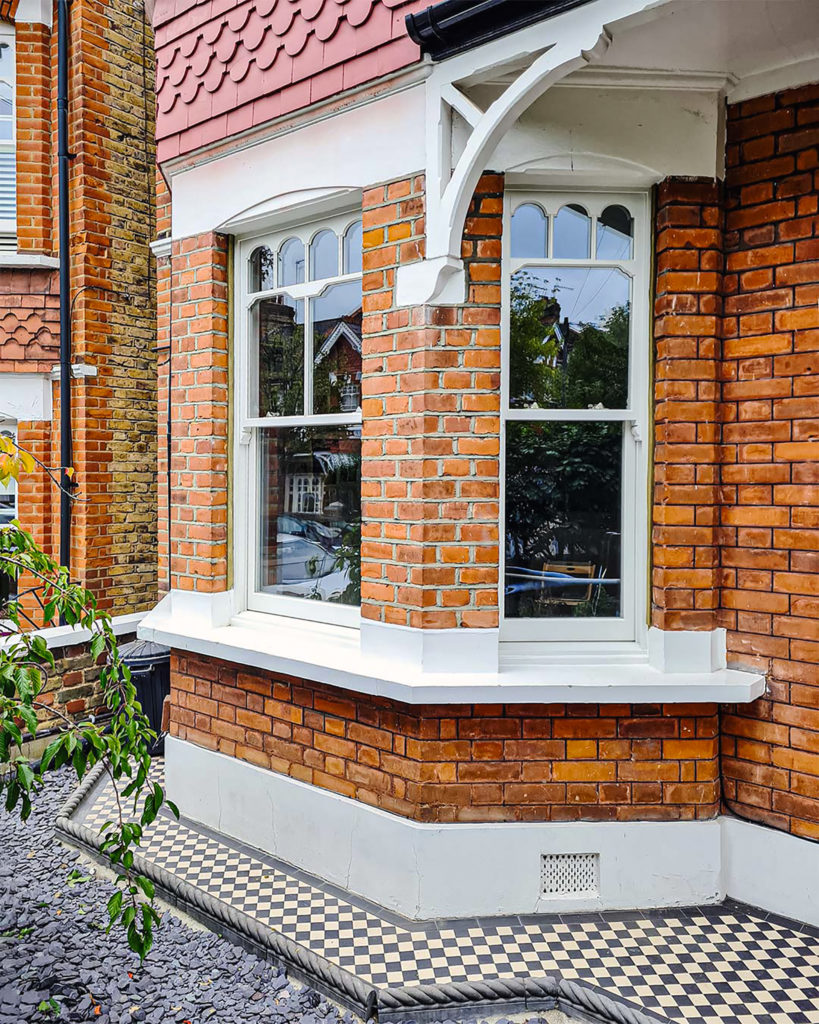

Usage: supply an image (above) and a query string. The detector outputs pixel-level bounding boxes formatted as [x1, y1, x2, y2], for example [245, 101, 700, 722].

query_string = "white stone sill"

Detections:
[0, 254, 59, 270]
[0, 611, 144, 653]
[138, 607, 765, 705]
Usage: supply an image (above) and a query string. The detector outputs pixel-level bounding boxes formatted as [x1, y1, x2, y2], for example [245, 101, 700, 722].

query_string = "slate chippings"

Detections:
[0, 767, 356, 1024]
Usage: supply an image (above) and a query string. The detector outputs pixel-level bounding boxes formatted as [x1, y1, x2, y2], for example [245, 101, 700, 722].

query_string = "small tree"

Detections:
[0, 436, 174, 959]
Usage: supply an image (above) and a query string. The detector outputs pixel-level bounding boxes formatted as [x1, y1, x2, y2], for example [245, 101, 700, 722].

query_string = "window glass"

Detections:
[343, 220, 363, 275]
[311, 281, 362, 415]
[278, 237, 305, 288]
[0, 426, 16, 526]
[253, 294, 304, 418]
[597, 205, 634, 260]
[509, 267, 630, 410]
[502, 193, 641, 640]
[310, 229, 338, 280]
[505, 421, 623, 620]
[258, 425, 361, 606]
[244, 213, 364, 619]
[553, 204, 590, 259]
[510, 203, 547, 259]
[249, 246, 275, 292]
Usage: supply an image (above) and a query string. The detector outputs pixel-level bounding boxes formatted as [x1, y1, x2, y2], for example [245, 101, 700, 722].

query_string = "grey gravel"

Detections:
[0, 768, 568, 1024]
[0, 768, 360, 1024]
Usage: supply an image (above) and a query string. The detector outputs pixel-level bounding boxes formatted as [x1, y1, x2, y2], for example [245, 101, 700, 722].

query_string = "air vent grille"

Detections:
[540, 852, 599, 898]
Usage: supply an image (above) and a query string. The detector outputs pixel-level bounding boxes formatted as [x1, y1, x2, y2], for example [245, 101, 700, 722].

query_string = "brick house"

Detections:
[0, 0, 157, 723]
[143, 0, 819, 922]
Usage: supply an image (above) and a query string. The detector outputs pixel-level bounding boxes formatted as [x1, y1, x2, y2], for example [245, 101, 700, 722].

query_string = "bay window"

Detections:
[238, 212, 363, 626]
[502, 193, 649, 644]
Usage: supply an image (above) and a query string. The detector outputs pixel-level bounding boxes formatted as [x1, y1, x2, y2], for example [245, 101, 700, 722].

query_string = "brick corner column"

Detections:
[169, 231, 229, 593]
[652, 177, 725, 632]
[360, 172, 502, 630]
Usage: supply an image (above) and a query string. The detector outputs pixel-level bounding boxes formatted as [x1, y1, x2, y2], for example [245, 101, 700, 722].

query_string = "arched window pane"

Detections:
[553, 204, 590, 259]
[510, 203, 547, 259]
[312, 280, 362, 415]
[343, 220, 363, 274]
[310, 229, 338, 280]
[249, 246, 275, 292]
[278, 237, 305, 288]
[597, 205, 634, 259]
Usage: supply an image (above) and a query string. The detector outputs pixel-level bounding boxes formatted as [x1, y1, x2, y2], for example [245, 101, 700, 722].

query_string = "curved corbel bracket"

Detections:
[393, 0, 661, 307]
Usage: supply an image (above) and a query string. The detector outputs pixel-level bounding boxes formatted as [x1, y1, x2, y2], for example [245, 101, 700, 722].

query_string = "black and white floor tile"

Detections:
[74, 762, 819, 1024]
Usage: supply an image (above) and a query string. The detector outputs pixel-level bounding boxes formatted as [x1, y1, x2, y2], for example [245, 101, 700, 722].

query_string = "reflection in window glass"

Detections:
[278, 237, 305, 287]
[249, 246, 275, 292]
[504, 421, 622, 620]
[510, 203, 547, 259]
[597, 205, 634, 260]
[509, 267, 630, 410]
[553, 204, 590, 259]
[311, 280, 362, 415]
[258, 425, 361, 606]
[254, 294, 304, 417]
[310, 229, 338, 280]
[343, 220, 363, 274]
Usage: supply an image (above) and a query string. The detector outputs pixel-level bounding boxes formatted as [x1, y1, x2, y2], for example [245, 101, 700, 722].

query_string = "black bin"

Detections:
[117, 639, 171, 753]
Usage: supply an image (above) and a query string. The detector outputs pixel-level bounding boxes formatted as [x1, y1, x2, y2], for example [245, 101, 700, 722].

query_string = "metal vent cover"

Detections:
[540, 852, 599, 898]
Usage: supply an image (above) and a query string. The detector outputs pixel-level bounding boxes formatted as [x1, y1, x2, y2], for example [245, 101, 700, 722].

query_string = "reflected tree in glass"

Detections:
[505, 422, 622, 619]
[509, 269, 630, 410]
[255, 295, 305, 417]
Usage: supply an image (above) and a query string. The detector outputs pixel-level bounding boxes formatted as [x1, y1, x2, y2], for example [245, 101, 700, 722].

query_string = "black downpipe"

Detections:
[57, 0, 72, 572]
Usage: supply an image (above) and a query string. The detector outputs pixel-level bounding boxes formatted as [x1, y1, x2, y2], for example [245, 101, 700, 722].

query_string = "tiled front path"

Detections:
[67, 762, 819, 1024]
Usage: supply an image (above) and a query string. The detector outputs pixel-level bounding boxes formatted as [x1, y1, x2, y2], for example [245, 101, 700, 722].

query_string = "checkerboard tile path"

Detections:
[75, 762, 819, 1024]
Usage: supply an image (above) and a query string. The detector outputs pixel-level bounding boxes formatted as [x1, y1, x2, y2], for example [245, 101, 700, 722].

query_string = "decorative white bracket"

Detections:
[395, 0, 662, 307]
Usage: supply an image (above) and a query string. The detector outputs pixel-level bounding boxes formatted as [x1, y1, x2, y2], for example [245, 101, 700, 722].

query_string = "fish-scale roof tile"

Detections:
[155, 0, 428, 160]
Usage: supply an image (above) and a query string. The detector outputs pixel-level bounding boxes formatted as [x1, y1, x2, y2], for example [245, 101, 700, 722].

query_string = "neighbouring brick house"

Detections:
[143, 0, 819, 922]
[0, 0, 157, 726]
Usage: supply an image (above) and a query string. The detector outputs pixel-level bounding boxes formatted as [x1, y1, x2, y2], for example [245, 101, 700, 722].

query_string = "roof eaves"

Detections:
[405, 0, 596, 62]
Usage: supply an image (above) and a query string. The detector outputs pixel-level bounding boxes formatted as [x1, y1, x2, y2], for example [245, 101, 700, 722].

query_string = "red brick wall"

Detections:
[361, 173, 501, 628]
[652, 179, 724, 632]
[720, 84, 819, 840]
[170, 652, 719, 823]
[168, 232, 229, 593]
[15, 19, 53, 254]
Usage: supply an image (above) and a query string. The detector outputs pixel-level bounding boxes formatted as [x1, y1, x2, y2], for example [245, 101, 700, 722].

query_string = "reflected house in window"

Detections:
[313, 310, 362, 413]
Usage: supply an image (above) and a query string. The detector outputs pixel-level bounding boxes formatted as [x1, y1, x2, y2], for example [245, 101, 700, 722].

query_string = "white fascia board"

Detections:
[728, 54, 819, 103]
[139, 592, 765, 705]
[0, 372, 52, 422]
[166, 737, 724, 919]
[169, 86, 426, 241]
[0, 611, 145, 654]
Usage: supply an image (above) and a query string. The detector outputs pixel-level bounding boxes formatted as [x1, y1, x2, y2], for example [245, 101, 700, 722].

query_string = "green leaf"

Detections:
[135, 875, 154, 900]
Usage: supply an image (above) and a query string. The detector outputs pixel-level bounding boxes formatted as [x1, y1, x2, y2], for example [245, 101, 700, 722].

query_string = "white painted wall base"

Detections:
[167, 738, 819, 927]
[722, 816, 819, 927]
[166, 737, 724, 919]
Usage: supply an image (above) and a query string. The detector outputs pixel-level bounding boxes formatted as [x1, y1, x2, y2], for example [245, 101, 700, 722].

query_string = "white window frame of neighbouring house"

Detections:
[499, 190, 651, 646]
[0, 26, 14, 244]
[234, 206, 364, 629]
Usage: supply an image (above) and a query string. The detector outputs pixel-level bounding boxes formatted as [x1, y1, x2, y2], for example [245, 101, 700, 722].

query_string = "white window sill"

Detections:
[138, 593, 765, 705]
[0, 254, 60, 270]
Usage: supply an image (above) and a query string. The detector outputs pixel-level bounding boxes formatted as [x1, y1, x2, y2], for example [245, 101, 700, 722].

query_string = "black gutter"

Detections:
[57, 0, 72, 572]
[406, 0, 594, 61]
